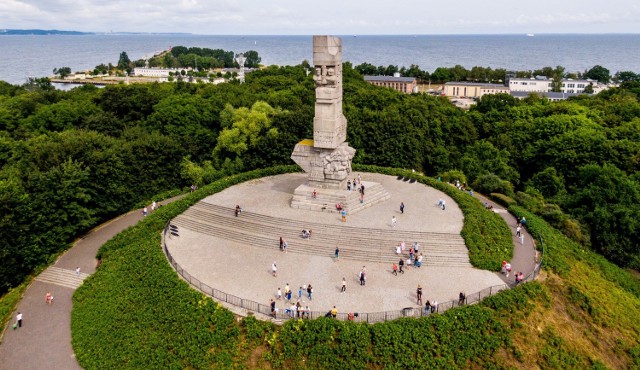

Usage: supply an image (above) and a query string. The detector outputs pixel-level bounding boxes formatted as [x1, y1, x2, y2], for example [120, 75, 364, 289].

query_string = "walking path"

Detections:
[0, 174, 537, 369]
[0, 197, 183, 370]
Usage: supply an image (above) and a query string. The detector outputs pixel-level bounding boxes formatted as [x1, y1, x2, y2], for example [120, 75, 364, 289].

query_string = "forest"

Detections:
[0, 62, 639, 296]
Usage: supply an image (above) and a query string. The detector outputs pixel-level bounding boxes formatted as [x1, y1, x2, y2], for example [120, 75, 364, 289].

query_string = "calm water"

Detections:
[1, 34, 639, 85]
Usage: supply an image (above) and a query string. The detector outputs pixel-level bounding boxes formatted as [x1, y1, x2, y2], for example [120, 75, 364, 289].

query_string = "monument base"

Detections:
[291, 181, 390, 214]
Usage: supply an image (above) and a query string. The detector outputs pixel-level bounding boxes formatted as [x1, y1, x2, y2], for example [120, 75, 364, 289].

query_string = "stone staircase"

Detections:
[36, 267, 90, 289]
[290, 181, 391, 214]
[171, 202, 472, 267]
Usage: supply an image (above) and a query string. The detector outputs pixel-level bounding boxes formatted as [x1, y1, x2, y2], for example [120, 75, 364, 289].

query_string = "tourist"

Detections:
[396, 244, 401, 255]
[424, 300, 431, 314]
[235, 205, 241, 217]
[441, 200, 446, 210]
[301, 229, 312, 239]
[270, 299, 276, 317]
[502, 260, 507, 274]
[341, 209, 347, 222]
[312, 189, 317, 198]
[151, 201, 157, 211]
[400, 202, 405, 214]
[400, 241, 406, 253]
[331, 306, 338, 318]
[307, 284, 313, 300]
[341, 277, 346, 293]
[360, 184, 365, 195]
[298, 286, 303, 299]
[398, 259, 405, 273]
[438, 198, 443, 208]
[417, 285, 423, 305]
[357, 174, 362, 184]
[431, 301, 438, 313]
[76, 266, 80, 275]
[392, 262, 398, 276]
[347, 312, 355, 321]
[505, 262, 511, 277]
[277, 288, 282, 300]
[272, 262, 277, 277]
[279, 237, 284, 250]
[16, 312, 22, 328]
[391, 216, 397, 227]
[334, 246, 340, 260]
[142, 207, 148, 216]
[516, 225, 521, 237]
[359, 268, 366, 286]
[458, 292, 466, 305]
[45, 292, 52, 305]
[282, 239, 288, 253]
[415, 254, 423, 267]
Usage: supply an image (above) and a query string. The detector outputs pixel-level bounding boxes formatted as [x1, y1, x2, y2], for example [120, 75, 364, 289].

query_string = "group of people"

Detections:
[271, 283, 314, 318]
[394, 241, 424, 269]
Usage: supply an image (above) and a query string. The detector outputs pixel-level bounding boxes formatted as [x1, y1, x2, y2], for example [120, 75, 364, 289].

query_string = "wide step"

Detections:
[36, 267, 90, 289]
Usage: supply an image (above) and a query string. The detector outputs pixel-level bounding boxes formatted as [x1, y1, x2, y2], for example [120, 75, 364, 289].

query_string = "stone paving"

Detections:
[165, 173, 507, 315]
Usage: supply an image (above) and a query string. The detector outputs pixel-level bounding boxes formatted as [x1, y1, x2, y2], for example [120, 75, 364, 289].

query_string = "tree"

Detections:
[117, 51, 131, 71]
[213, 101, 279, 162]
[53, 67, 72, 78]
[584, 65, 611, 84]
[551, 66, 566, 92]
[583, 83, 594, 94]
[242, 50, 261, 68]
[614, 71, 640, 83]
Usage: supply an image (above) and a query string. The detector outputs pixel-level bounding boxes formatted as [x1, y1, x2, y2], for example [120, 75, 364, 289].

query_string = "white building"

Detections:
[509, 77, 606, 94]
[443, 82, 509, 98]
[132, 67, 181, 78]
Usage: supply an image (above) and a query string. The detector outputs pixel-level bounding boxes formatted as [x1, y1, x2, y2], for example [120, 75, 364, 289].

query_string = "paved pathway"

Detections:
[0, 197, 182, 370]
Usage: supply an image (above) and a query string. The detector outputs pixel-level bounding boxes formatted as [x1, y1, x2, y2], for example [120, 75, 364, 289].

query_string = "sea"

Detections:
[1, 34, 639, 86]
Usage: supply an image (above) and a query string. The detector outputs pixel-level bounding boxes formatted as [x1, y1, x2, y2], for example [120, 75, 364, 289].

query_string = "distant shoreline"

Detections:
[0, 29, 191, 36]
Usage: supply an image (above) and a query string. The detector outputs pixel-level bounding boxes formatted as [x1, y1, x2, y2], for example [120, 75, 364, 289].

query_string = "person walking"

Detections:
[270, 299, 276, 318]
[400, 202, 405, 214]
[341, 209, 347, 222]
[334, 247, 340, 260]
[272, 262, 277, 277]
[416, 285, 423, 305]
[16, 312, 22, 328]
[142, 207, 148, 216]
[75, 267, 81, 275]
[398, 259, 405, 273]
[392, 262, 398, 276]
[279, 236, 284, 251]
[441, 200, 446, 210]
[151, 201, 157, 212]
[458, 292, 466, 305]
[307, 284, 313, 300]
[298, 286, 303, 299]
[341, 277, 347, 293]
[45, 292, 52, 305]
[277, 288, 282, 300]
[391, 216, 397, 227]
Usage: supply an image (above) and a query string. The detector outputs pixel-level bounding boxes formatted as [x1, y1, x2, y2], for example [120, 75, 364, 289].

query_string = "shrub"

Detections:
[490, 193, 517, 207]
[473, 173, 514, 197]
[437, 169, 467, 184]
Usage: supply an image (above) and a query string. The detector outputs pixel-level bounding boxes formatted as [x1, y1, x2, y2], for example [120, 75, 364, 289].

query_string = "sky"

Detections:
[1, 0, 639, 35]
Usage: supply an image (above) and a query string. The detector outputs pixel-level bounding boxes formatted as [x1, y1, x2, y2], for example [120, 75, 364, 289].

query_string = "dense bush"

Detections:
[490, 192, 517, 207]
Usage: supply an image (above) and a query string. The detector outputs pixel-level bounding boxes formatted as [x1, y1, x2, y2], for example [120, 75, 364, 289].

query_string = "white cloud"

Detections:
[0, 0, 638, 34]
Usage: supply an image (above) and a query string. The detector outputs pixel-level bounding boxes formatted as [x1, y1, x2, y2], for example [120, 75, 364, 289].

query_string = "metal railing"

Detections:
[162, 223, 544, 323]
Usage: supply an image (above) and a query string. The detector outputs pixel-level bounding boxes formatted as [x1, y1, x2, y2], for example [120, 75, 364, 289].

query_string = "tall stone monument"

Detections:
[291, 35, 355, 190]
[291, 36, 389, 212]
